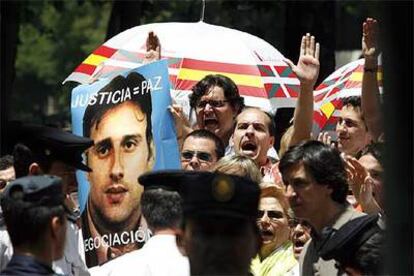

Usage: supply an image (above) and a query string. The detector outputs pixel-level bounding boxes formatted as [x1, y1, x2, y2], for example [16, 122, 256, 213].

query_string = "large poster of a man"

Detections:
[71, 60, 180, 267]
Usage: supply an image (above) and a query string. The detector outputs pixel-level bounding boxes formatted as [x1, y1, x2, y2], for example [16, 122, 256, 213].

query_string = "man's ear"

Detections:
[28, 163, 42, 176]
[50, 216, 65, 241]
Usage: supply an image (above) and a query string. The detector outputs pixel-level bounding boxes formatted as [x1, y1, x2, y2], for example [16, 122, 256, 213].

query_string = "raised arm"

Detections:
[284, 33, 320, 146]
[361, 18, 383, 141]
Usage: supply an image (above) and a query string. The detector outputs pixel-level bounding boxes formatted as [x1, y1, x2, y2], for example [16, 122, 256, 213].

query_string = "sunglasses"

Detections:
[257, 210, 284, 221]
[181, 150, 213, 162]
[196, 99, 228, 110]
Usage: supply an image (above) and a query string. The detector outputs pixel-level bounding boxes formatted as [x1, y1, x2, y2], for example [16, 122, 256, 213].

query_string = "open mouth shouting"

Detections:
[292, 236, 307, 255]
[240, 140, 258, 157]
[260, 228, 274, 242]
[105, 185, 128, 204]
[203, 116, 219, 131]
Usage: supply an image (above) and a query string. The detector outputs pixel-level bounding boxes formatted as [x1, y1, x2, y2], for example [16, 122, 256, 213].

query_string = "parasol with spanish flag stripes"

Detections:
[63, 21, 300, 113]
[313, 57, 383, 133]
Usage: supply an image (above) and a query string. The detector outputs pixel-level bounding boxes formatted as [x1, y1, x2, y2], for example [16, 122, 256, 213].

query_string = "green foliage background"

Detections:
[12, 1, 111, 125]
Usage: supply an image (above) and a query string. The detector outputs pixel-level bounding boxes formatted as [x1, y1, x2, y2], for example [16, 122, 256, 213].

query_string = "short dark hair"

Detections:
[184, 129, 225, 159]
[358, 142, 384, 165]
[12, 143, 53, 178]
[236, 107, 276, 137]
[342, 96, 361, 109]
[0, 191, 65, 247]
[141, 188, 182, 232]
[279, 140, 348, 204]
[0, 155, 13, 170]
[189, 74, 244, 113]
[184, 217, 260, 275]
[83, 72, 153, 160]
[341, 96, 366, 127]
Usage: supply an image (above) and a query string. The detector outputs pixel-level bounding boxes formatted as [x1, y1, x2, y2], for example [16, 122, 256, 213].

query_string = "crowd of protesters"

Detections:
[0, 17, 386, 276]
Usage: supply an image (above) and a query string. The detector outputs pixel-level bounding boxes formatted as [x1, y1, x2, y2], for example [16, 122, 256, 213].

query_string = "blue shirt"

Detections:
[0, 254, 57, 276]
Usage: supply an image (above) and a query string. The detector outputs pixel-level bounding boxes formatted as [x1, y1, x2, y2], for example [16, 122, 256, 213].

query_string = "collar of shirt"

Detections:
[2, 254, 56, 275]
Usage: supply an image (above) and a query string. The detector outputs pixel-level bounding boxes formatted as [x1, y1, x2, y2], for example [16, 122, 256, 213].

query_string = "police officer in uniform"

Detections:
[139, 170, 261, 275]
[0, 175, 74, 275]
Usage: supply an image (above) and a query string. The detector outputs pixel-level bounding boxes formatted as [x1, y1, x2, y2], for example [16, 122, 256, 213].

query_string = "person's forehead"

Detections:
[91, 102, 147, 139]
[339, 105, 363, 122]
[259, 197, 284, 211]
[200, 86, 225, 100]
[183, 136, 216, 153]
[237, 109, 269, 125]
[285, 162, 307, 179]
[0, 167, 15, 180]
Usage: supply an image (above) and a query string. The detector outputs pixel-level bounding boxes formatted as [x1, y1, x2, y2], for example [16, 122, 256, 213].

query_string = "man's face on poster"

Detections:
[87, 101, 153, 227]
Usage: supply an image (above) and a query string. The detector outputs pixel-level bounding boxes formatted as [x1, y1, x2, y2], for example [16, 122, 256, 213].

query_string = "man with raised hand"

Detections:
[232, 33, 320, 184]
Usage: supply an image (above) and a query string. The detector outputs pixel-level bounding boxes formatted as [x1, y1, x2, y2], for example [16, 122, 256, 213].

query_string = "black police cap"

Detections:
[139, 170, 260, 220]
[9, 122, 93, 172]
[319, 214, 382, 262]
[2, 175, 64, 207]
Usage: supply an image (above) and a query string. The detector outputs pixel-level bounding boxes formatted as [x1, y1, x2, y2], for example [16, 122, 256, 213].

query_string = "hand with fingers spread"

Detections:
[362, 18, 379, 62]
[345, 156, 368, 202]
[143, 31, 161, 64]
[359, 176, 375, 206]
[317, 131, 336, 148]
[345, 155, 383, 214]
[285, 33, 320, 89]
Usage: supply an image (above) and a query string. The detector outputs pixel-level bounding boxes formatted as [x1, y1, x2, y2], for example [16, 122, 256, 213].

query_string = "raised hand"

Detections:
[344, 156, 369, 201]
[317, 131, 336, 148]
[143, 31, 161, 64]
[362, 18, 379, 61]
[284, 33, 320, 89]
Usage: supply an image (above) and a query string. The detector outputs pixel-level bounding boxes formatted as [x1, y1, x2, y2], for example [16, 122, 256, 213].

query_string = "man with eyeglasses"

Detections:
[250, 183, 297, 276]
[181, 129, 224, 171]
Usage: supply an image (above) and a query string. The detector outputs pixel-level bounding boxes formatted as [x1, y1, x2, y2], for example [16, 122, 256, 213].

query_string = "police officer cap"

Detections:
[2, 175, 64, 207]
[9, 122, 93, 172]
[319, 214, 382, 262]
[139, 170, 260, 220]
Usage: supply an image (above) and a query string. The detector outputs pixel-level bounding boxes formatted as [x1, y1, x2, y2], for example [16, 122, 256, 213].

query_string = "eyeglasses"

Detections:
[181, 150, 213, 162]
[196, 99, 228, 110]
[257, 210, 284, 222]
